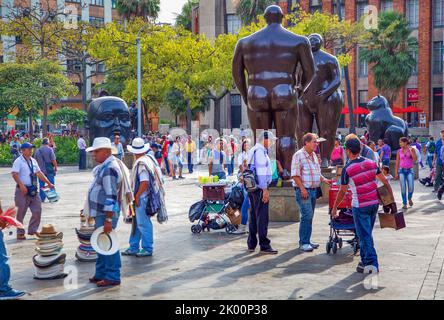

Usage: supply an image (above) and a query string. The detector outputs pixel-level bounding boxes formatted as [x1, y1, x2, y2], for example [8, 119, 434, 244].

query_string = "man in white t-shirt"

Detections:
[11, 143, 54, 240]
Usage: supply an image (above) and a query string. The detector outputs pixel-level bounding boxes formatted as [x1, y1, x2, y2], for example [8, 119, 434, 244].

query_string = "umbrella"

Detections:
[391, 107, 404, 113]
[341, 107, 370, 115]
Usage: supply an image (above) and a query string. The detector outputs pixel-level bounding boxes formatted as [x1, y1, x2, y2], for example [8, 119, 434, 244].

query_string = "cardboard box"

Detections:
[378, 211, 406, 230]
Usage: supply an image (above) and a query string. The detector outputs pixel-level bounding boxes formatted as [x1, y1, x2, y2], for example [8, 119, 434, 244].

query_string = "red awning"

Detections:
[341, 107, 370, 115]
[402, 106, 423, 113]
[391, 107, 404, 113]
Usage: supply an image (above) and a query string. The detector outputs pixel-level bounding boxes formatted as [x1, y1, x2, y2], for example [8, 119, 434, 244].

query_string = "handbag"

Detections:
[376, 185, 406, 230]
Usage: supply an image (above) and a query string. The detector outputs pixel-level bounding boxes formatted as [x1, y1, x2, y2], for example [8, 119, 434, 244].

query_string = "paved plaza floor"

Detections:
[1, 165, 444, 300]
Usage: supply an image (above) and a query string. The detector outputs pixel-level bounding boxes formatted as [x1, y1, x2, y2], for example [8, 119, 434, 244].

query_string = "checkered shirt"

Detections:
[291, 148, 322, 188]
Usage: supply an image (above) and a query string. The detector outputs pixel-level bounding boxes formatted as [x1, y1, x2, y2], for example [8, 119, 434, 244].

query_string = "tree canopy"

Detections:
[175, 0, 199, 31]
[360, 11, 418, 106]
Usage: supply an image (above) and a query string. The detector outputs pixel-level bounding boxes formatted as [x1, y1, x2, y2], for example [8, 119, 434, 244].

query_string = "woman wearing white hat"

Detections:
[122, 138, 154, 257]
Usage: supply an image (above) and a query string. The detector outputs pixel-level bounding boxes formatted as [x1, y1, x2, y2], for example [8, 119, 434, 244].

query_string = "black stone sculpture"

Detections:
[232, 5, 316, 179]
[88, 96, 131, 146]
[296, 33, 344, 168]
[365, 95, 408, 155]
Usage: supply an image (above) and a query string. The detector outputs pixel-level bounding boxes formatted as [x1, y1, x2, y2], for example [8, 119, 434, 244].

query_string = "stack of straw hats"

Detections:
[75, 212, 97, 262]
[33, 224, 67, 280]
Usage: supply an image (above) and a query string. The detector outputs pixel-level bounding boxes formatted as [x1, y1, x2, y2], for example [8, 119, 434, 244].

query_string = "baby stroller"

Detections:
[327, 184, 359, 255]
[189, 183, 244, 235]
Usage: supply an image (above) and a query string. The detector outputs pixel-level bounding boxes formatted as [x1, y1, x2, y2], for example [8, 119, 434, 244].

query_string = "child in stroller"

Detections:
[189, 183, 244, 234]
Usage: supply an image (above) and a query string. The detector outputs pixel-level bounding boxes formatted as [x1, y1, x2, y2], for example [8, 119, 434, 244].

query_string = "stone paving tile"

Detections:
[1, 166, 444, 300]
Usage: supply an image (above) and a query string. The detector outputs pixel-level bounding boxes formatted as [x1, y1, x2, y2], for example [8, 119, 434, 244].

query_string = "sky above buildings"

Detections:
[159, 0, 188, 24]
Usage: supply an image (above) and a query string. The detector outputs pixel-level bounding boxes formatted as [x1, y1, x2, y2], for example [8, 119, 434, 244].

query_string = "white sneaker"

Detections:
[299, 244, 314, 252]
[233, 225, 247, 234]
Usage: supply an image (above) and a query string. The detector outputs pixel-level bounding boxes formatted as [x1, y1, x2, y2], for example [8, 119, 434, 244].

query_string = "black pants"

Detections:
[248, 189, 271, 251]
[79, 149, 86, 170]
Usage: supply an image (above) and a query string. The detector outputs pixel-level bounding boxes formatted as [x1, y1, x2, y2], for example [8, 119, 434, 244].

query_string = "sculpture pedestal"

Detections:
[269, 186, 300, 222]
[389, 160, 419, 180]
[86, 153, 97, 169]
[122, 152, 134, 169]
[318, 167, 336, 204]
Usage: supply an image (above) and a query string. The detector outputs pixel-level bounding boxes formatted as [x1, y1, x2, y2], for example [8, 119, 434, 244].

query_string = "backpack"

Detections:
[428, 142, 436, 154]
[242, 149, 260, 193]
[135, 164, 161, 217]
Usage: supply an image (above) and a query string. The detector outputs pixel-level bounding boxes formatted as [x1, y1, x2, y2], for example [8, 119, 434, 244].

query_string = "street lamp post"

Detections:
[137, 36, 142, 138]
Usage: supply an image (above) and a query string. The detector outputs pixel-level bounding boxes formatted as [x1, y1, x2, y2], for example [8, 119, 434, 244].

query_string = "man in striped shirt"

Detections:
[332, 138, 393, 274]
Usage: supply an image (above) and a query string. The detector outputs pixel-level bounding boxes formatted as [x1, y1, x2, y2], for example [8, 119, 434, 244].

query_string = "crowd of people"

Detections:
[1, 126, 444, 299]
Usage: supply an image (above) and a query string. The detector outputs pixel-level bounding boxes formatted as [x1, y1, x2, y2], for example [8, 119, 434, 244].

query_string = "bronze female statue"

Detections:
[296, 34, 344, 168]
[232, 5, 315, 179]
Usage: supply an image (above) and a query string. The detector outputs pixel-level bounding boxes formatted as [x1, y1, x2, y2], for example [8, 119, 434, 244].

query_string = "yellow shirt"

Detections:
[185, 141, 196, 153]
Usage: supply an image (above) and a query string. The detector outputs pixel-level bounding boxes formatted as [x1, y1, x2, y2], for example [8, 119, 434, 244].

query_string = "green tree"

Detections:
[360, 11, 417, 106]
[235, 0, 274, 25]
[116, 0, 160, 22]
[0, 61, 78, 136]
[164, 88, 210, 125]
[175, 0, 199, 31]
[48, 107, 87, 129]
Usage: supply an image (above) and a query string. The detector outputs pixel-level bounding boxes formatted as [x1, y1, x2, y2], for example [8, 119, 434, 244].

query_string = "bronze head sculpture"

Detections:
[297, 33, 344, 168]
[365, 95, 408, 156]
[232, 5, 316, 179]
[88, 96, 131, 146]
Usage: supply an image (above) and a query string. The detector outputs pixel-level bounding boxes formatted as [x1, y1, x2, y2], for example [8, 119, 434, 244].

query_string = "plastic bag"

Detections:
[228, 185, 244, 209]
[189, 200, 206, 222]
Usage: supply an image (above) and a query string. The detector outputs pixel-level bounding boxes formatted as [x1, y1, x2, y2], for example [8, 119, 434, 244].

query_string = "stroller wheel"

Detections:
[225, 224, 237, 234]
[191, 224, 202, 234]
[326, 241, 332, 254]
[338, 238, 343, 249]
[332, 242, 338, 254]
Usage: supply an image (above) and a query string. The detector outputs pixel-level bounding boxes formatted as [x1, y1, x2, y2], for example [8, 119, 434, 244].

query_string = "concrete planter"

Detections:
[269, 187, 300, 222]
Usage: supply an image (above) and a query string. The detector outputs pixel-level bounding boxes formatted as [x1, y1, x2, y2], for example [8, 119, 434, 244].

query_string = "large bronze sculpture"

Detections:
[365, 95, 408, 156]
[296, 33, 344, 168]
[87, 96, 131, 146]
[232, 5, 315, 179]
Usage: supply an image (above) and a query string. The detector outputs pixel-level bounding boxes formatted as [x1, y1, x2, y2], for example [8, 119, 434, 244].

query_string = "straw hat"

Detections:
[90, 227, 119, 256]
[36, 224, 63, 239]
[33, 253, 66, 268]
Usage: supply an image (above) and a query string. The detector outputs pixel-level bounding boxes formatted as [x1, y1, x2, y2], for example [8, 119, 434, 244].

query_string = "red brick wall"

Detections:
[299, 0, 310, 12]
[418, 0, 432, 126]
[367, 0, 380, 101]
[323, 0, 333, 13]
[344, 1, 357, 127]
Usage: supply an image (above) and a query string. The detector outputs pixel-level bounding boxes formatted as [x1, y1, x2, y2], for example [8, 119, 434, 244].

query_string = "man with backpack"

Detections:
[434, 130, 444, 193]
[35, 138, 58, 202]
[426, 136, 436, 171]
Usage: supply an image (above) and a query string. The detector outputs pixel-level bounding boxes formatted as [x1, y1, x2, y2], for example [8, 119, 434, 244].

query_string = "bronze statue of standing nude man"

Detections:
[232, 5, 315, 180]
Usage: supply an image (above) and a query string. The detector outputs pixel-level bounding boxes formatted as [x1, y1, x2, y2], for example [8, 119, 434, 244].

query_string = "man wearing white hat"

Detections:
[122, 138, 154, 257]
[86, 137, 123, 287]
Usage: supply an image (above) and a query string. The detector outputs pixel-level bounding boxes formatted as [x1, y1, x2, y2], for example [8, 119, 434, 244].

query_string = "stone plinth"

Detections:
[269, 187, 300, 222]
[122, 152, 134, 169]
[318, 167, 336, 204]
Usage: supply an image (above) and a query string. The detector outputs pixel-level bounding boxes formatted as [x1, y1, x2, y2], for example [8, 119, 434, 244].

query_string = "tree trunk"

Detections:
[42, 97, 48, 136]
[343, 66, 356, 134]
[28, 110, 34, 140]
[186, 100, 192, 134]
[213, 98, 221, 133]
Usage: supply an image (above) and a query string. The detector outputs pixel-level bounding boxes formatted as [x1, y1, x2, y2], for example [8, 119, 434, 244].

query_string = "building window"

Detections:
[433, 88, 443, 121]
[89, 16, 105, 27]
[309, 0, 322, 13]
[0, 55, 3, 63]
[66, 0, 81, 3]
[358, 90, 368, 127]
[381, 0, 393, 11]
[67, 60, 82, 72]
[410, 50, 418, 75]
[434, 0, 444, 27]
[15, 36, 22, 44]
[230, 94, 242, 128]
[90, 0, 104, 6]
[406, 0, 419, 28]
[112, 0, 117, 9]
[357, 1, 368, 20]
[433, 41, 443, 74]
[226, 14, 241, 34]
[332, 0, 345, 19]
[358, 47, 368, 77]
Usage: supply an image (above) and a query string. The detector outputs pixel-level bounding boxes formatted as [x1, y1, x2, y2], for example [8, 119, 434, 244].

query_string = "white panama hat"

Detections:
[86, 137, 118, 154]
[127, 137, 150, 154]
[90, 226, 119, 256]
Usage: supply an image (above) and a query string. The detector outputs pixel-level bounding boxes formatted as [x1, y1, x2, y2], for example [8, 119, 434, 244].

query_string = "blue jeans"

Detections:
[240, 188, 250, 226]
[352, 204, 379, 269]
[39, 174, 55, 202]
[79, 149, 86, 170]
[187, 152, 193, 173]
[227, 156, 234, 176]
[382, 158, 390, 167]
[295, 188, 318, 246]
[0, 231, 12, 293]
[94, 215, 121, 282]
[427, 155, 434, 170]
[129, 195, 153, 253]
[398, 168, 414, 205]
[164, 157, 170, 175]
